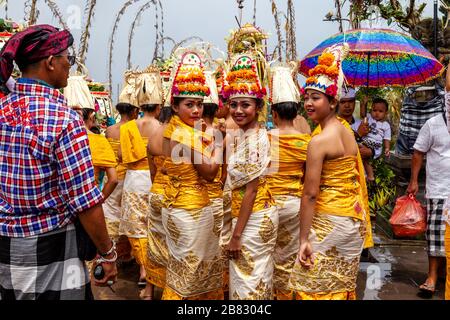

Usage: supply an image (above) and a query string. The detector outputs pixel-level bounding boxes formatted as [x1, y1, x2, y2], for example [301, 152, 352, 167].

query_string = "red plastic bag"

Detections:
[389, 194, 427, 237]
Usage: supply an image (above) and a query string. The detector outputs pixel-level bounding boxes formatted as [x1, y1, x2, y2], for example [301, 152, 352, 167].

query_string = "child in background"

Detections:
[359, 97, 392, 184]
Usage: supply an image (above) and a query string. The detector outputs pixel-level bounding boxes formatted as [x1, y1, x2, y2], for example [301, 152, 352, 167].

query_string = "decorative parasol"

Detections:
[299, 28, 444, 88]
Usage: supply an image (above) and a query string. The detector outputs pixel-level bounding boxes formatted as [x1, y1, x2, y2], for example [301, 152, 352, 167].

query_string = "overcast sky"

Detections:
[3, 0, 435, 101]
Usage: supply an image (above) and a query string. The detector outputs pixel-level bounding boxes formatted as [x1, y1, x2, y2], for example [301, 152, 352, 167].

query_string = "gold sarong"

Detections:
[162, 206, 223, 298]
[288, 213, 365, 300]
[273, 195, 301, 300]
[229, 206, 278, 300]
[120, 170, 151, 238]
[102, 179, 124, 242]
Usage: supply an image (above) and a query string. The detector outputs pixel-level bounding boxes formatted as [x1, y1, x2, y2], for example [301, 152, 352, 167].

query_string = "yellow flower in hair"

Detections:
[318, 52, 335, 67]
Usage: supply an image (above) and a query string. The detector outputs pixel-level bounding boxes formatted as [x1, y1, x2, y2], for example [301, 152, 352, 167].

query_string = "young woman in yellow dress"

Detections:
[223, 52, 278, 300]
[267, 63, 311, 300]
[119, 67, 163, 298]
[103, 102, 139, 248]
[79, 108, 118, 200]
[144, 73, 173, 300]
[160, 49, 224, 300]
[288, 44, 369, 300]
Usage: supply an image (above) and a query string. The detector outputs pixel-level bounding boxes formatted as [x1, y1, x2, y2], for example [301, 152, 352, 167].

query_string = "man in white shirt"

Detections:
[407, 108, 450, 296]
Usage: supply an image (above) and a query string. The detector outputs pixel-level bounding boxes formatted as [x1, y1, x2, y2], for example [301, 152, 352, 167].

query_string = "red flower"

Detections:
[325, 84, 338, 97]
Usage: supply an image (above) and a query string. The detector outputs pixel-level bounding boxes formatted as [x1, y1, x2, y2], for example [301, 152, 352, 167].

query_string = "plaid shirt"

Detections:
[0, 78, 103, 237]
[399, 85, 445, 139]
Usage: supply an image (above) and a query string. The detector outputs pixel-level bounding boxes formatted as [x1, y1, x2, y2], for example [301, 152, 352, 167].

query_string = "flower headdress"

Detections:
[222, 52, 267, 100]
[170, 48, 210, 101]
[302, 43, 349, 100]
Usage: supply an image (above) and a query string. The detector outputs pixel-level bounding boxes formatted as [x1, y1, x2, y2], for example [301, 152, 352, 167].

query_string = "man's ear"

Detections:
[45, 56, 55, 71]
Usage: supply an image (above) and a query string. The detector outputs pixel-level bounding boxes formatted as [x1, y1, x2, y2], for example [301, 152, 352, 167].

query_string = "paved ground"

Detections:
[93, 231, 446, 300]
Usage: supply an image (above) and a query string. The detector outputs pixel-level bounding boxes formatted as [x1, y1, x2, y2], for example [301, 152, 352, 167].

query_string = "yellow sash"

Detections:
[268, 133, 311, 197]
[163, 115, 213, 158]
[120, 120, 149, 171]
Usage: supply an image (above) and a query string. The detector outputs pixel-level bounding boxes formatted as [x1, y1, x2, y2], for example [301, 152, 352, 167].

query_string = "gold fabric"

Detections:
[267, 133, 310, 197]
[107, 138, 127, 180]
[316, 156, 364, 220]
[103, 179, 124, 239]
[162, 206, 223, 298]
[273, 195, 300, 298]
[207, 166, 223, 200]
[128, 237, 165, 288]
[162, 115, 212, 211]
[288, 213, 365, 299]
[446, 223, 450, 300]
[120, 120, 148, 167]
[105, 217, 120, 242]
[162, 286, 224, 300]
[88, 133, 117, 183]
[312, 117, 374, 249]
[230, 206, 278, 300]
[163, 115, 213, 157]
[228, 128, 274, 218]
[150, 156, 168, 195]
[221, 187, 232, 293]
[295, 291, 356, 300]
[120, 170, 152, 238]
[147, 192, 169, 268]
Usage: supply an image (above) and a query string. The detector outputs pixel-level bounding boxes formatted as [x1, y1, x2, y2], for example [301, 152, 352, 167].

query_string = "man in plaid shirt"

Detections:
[0, 25, 117, 300]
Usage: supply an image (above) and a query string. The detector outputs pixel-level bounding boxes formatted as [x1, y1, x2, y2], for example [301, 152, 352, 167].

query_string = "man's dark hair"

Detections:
[116, 102, 137, 115]
[372, 97, 389, 111]
[202, 103, 218, 119]
[271, 102, 299, 120]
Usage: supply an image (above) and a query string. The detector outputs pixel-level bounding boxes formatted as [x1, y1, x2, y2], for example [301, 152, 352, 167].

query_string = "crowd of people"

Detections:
[0, 24, 449, 301]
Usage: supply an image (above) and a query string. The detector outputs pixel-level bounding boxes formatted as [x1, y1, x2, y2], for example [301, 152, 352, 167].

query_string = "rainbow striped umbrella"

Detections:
[299, 28, 444, 88]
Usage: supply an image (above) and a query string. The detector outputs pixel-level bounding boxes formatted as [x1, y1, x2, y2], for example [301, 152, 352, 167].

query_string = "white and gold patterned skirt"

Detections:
[102, 179, 124, 241]
[119, 170, 152, 238]
[230, 206, 279, 300]
[288, 213, 365, 299]
[273, 195, 301, 297]
[162, 205, 223, 298]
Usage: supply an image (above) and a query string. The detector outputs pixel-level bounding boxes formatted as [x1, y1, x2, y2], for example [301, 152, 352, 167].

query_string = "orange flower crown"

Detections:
[171, 52, 210, 99]
[302, 44, 349, 99]
[222, 54, 266, 99]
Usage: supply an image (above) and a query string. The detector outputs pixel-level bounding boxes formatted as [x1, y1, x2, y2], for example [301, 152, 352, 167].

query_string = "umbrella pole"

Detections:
[363, 52, 371, 120]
